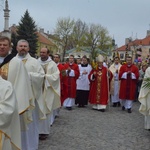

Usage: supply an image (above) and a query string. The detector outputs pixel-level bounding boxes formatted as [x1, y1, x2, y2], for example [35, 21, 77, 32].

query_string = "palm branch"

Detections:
[142, 77, 150, 89]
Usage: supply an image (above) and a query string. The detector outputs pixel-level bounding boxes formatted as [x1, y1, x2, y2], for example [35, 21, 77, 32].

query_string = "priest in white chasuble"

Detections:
[139, 67, 150, 130]
[0, 36, 32, 115]
[38, 47, 60, 140]
[0, 71, 21, 150]
[16, 39, 46, 150]
[0, 36, 33, 149]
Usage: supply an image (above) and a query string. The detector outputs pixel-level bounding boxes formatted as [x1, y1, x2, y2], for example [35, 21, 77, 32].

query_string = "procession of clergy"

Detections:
[0, 35, 150, 150]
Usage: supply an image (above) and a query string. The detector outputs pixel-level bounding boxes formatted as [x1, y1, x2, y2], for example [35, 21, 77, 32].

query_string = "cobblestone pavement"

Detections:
[39, 102, 150, 150]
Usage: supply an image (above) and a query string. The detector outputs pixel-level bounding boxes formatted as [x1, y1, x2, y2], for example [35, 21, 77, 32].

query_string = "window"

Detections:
[120, 53, 124, 59]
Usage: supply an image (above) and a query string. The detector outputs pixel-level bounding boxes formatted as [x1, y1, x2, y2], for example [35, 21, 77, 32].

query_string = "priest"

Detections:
[51, 54, 68, 124]
[16, 39, 45, 150]
[38, 47, 60, 140]
[0, 69, 21, 150]
[54, 54, 68, 105]
[139, 66, 150, 130]
[109, 56, 122, 107]
[88, 55, 112, 112]
[0, 36, 32, 115]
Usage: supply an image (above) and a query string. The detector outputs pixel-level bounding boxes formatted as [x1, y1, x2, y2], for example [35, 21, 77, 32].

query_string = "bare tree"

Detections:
[54, 17, 112, 61]
[70, 19, 88, 48]
[85, 24, 112, 60]
[54, 17, 75, 61]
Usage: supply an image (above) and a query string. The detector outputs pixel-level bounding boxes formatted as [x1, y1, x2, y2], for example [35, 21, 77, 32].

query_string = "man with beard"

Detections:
[16, 39, 45, 150]
[0, 36, 32, 148]
[0, 36, 31, 114]
[38, 48, 60, 140]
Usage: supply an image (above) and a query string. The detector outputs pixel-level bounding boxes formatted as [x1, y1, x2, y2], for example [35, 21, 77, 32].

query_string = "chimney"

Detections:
[146, 30, 150, 37]
[39, 28, 44, 33]
[125, 37, 132, 45]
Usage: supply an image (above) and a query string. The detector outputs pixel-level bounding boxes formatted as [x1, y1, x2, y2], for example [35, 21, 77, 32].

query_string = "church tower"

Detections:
[1, 0, 11, 38]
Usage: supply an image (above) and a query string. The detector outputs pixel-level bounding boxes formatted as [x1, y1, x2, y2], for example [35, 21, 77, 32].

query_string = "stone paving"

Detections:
[39, 102, 150, 150]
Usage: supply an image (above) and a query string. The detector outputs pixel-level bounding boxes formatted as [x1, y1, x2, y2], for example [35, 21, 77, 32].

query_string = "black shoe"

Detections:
[78, 104, 85, 108]
[122, 106, 125, 111]
[117, 102, 121, 107]
[99, 109, 105, 112]
[66, 107, 72, 110]
[127, 108, 132, 113]
[147, 129, 150, 131]
[112, 103, 117, 107]
[39, 134, 48, 140]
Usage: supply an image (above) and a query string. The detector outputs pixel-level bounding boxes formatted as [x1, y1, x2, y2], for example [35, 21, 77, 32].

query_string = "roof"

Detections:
[37, 32, 55, 46]
[117, 36, 150, 51]
[66, 47, 108, 55]
[141, 36, 150, 45]
[9, 25, 18, 34]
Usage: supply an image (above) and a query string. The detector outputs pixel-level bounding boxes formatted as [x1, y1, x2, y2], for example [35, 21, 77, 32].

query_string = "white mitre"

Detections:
[96, 55, 104, 62]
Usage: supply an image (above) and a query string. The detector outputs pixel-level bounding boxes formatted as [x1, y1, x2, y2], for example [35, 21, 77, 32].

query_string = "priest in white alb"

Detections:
[38, 47, 60, 140]
[109, 56, 122, 107]
[139, 67, 150, 130]
[0, 36, 33, 149]
[16, 39, 46, 150]
[0, 69, 21, 150]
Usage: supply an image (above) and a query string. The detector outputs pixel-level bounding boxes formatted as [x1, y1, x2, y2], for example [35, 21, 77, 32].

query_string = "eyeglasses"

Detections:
[54, 56, 59, 58]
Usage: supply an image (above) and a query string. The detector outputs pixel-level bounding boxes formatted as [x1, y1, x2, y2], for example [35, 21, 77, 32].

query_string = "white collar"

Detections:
[38, 56, 52, 65]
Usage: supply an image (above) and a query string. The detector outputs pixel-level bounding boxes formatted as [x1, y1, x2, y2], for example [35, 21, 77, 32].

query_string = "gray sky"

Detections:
[0, 0, 150, 47]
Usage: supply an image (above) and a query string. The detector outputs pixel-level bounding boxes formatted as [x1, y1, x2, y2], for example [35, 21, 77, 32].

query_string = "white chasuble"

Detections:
[38, 57, 61, 114]
[0, 77, 21, 150]
[7, 57, 32, 114]
[139, 67, 150, 116]
[16, 53, 46, 119]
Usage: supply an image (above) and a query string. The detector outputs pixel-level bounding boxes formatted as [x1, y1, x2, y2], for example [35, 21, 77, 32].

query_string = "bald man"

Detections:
[38, 48, 60, 140]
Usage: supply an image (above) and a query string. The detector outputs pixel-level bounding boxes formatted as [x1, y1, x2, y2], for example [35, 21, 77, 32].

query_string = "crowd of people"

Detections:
[0, 35, 150, 150]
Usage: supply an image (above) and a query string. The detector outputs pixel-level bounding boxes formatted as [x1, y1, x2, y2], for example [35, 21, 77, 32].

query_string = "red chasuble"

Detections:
[57, 63, 68, 105]
[119, 64, 139, 100]
[64, 63, 79, 98]
[88, 66, 112, 105]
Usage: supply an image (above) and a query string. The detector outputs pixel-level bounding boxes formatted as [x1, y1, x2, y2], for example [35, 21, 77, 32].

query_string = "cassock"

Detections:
[109, 63, 122, 104]
[76, 63, 92, 106]
[88, 66, 112, 109]
[119, 64, 139, 100]
[38, 57, 60, 135]
[0, 76, 21, 150]
[16, 53, 45, 150]
[57, 63, 68, 105]
[50, 63, 68, 125]
[139, 67, 150, 129]
[63, 62, 79, 107]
